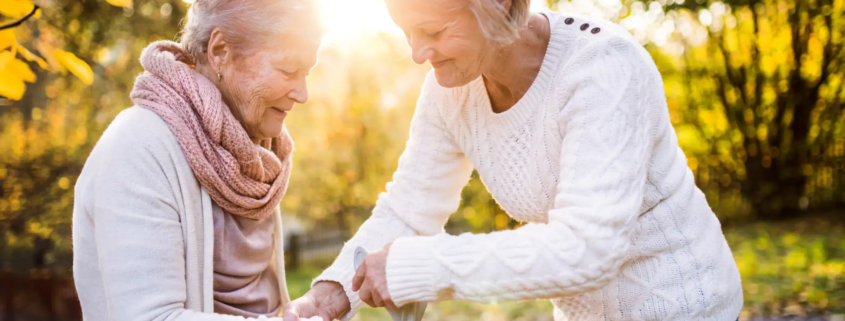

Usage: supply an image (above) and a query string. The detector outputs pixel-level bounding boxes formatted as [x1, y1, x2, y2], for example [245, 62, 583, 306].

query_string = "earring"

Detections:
[217, 71, 222, 82]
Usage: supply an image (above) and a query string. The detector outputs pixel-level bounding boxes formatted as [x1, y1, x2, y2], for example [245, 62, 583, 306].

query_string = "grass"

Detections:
[726, 217, 845, 318]
[286, 217, 845, 320]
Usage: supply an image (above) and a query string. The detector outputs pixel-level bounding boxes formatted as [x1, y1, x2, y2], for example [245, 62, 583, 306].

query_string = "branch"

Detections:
[812, 0, 835, 95]
[750, 0, 765, 131]
[816, 62, 845, 149]
[680, 39, 709, 131]
[714, 31, 748, 108]
[832, 41, 844, 66]
[711, 32, 743, 132]
[715, 70, 742, 131]
[0, 5, 40, 30]
[788, 1, 804, 86]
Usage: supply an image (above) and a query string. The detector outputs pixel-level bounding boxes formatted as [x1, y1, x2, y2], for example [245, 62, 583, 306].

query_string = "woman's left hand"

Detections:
[351, 242, 398, 310]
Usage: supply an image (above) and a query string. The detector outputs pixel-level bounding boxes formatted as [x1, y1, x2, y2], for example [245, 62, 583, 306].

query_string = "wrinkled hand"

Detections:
[351, 243, 397, 310]
[283, 281, 350, 321]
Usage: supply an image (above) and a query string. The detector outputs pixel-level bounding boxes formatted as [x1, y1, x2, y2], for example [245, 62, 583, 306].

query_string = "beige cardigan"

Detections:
[73, 107, 290, 321]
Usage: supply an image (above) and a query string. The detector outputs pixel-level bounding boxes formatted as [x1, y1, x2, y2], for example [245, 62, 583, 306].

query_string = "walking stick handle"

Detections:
[351, 246, 428, 321]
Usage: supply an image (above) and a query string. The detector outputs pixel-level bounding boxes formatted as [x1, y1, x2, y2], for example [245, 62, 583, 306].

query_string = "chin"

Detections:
[433, 67, 474, 88]
[257, 122, 286, 139]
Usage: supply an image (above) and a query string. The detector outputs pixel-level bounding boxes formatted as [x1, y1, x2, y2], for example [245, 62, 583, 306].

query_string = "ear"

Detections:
[205, 28, 231, 70]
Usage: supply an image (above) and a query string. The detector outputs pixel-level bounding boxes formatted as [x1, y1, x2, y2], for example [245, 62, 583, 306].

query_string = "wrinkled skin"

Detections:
[195, 29, 319, 141]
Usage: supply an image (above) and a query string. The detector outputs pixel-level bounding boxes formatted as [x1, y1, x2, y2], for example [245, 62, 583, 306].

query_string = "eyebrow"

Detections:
[413, 19, 438, 28]
[278, 55, 318, 73]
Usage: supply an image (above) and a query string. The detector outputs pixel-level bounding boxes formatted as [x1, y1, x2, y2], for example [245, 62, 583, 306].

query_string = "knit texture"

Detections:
[314, 13, 743, 321]
[73, 107, 288, 321]
[131, 41, 293, 220]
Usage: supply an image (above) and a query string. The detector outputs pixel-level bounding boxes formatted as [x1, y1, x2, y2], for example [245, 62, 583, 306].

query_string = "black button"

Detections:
[580, 23, 590, 31]
[564, 17, 574, 25]
[591, 27, 601, 34]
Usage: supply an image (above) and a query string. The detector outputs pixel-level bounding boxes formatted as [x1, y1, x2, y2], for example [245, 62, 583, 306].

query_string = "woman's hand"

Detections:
[351, 243, 397, 310]
[283, 281, 350, 321]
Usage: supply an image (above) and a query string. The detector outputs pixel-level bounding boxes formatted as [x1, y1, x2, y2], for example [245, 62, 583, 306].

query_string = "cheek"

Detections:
[249, 71, 279, 103]
[438, 37, 485, 76]
[265, 78, 295, 102]
[444, 15, 488, 62]
[228, 77, 269, 124]
[243, 82, 268, 117]
[437, 29, 487, 68]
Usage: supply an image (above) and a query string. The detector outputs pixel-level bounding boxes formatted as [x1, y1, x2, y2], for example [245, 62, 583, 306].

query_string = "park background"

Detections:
[0, 0, 843, 320]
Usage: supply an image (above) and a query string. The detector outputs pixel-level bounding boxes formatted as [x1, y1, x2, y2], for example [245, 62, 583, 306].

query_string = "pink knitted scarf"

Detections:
[130, 41, 293, 220]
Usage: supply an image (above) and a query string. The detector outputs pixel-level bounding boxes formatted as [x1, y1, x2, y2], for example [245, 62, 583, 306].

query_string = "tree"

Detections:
[0, 0, 103, 101]
[549, 0, 844, 220]
[666, 0, 844, 218]
[1, 0, 186, 274]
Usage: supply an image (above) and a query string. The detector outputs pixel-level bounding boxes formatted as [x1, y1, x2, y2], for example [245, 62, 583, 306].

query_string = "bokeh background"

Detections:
[1, 0, 843, 320]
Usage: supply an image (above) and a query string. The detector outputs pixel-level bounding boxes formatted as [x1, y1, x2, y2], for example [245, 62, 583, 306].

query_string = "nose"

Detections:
[409, 35, 434, 65]
[289, 78, 308, 104]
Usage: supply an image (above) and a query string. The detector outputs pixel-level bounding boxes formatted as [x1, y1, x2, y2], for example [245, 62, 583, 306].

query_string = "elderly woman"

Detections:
[286, 0, 743, 320]
[72, 0, 321, 320]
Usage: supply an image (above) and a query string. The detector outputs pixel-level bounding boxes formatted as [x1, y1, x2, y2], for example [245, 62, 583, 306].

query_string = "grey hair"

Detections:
[466, 0, 531, 45]
[180, 0, 322, 64]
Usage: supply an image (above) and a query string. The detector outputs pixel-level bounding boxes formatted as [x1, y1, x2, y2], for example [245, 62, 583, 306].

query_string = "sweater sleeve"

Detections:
[384, 37, 656, 306]
[311, 72, 474, 318]
[85, 113, 281, 321]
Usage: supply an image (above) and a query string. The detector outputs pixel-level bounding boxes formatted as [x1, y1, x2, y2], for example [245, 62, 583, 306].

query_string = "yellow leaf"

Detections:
[16, 44, 47, 69]
[53, 49, 94, 85]
[105, 0, 133, 8]
[0, 50, 13, 68]
[0, 29, 14, 51]
[0, 0, 35, 18]
[0, 57, 25, 100]
[6, 57, 35, 83]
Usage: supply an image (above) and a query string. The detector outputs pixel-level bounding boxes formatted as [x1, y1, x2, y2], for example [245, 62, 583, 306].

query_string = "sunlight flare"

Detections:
[318, 0, 403, 45]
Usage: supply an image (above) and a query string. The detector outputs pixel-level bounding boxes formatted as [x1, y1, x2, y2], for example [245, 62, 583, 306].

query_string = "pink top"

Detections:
[211, 202, 281, 317]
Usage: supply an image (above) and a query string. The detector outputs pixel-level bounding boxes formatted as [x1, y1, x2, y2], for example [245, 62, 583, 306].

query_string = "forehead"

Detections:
[264, 34, 321, 66]
[386, 0, 466, 28]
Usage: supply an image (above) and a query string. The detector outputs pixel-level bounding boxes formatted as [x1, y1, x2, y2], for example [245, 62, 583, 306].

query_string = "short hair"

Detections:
[466, 0, 531, 45]
[180, 0, 322, 64]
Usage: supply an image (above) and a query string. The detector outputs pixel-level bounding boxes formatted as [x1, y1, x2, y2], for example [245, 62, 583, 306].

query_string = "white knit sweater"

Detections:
[315, 13, 743, 321]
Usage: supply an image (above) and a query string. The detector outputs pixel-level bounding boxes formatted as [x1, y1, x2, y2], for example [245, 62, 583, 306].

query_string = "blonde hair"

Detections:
[466, 0, 531, 45]
[180, 0, 322, 64]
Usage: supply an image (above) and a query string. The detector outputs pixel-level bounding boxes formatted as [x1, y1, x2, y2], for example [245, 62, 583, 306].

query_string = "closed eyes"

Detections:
[404, 28, 446, 41]
[275, 67, 298, 77]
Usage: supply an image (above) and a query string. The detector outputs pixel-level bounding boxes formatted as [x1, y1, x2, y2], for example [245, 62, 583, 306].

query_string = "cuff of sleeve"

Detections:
[312, 266, 360, 321]
[386, 236, 444, 307]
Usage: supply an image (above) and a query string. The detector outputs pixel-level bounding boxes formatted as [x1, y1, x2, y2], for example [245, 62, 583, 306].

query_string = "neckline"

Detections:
[475, 11, 567, 132]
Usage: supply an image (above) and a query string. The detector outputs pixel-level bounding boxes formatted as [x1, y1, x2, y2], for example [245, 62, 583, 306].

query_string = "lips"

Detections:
[431, 59, 450, 68]
[269, 107, 289, 118]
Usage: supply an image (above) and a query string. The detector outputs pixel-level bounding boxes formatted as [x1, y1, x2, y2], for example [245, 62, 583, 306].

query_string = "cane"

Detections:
[350, 246, 428, 321]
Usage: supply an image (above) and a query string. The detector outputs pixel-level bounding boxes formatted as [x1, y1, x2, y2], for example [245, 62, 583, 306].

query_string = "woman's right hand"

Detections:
[283, 281, 350, 321]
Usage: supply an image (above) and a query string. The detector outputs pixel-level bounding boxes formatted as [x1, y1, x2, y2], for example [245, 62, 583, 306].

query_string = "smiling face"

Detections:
[220, 36, 320, 140]
[386, 0, 494, 88]
[183, 0, 323, 140]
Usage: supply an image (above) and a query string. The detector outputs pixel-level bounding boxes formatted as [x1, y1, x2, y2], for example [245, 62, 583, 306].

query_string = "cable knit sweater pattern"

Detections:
[315, 13, 743, 321]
